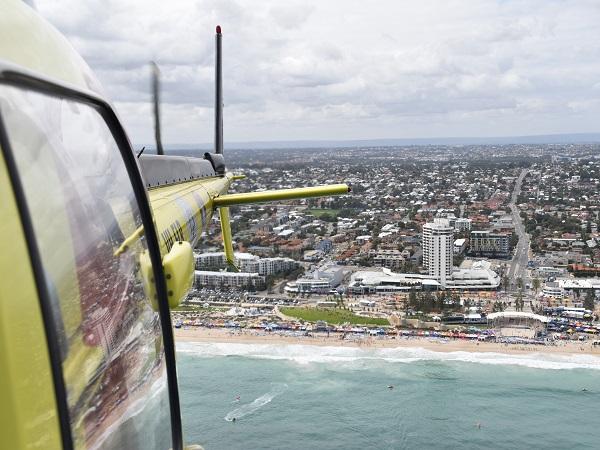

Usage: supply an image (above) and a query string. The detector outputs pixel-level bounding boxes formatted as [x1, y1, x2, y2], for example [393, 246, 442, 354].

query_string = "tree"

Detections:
[453, 255, 465, 267]
[509, 233, 519, 249]
[515, 291, 524, 312]
[450, 292, 461, 311]
[584, 290, 595, 312]
[516, 277, 524, 291]
[266, 275, 276, 294]
[435, 291, 446, 311]
[502, 275, 510, 293]
[408, 288, 418, 312]
[532, 278, 541, 294]
[492, 301, 506, 312]
[422, 291, 435, 313]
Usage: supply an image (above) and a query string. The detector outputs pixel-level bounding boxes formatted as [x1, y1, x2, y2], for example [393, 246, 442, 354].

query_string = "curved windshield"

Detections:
[0, 86, 172, 449]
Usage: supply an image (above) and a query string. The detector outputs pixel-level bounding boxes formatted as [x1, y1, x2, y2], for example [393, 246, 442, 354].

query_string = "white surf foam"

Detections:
[224, 384, 288, 421]
[177, 341, 600, 371]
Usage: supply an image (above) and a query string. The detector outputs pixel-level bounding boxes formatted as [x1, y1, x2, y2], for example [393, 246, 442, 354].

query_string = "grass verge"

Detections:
[280, 307, 389, 326]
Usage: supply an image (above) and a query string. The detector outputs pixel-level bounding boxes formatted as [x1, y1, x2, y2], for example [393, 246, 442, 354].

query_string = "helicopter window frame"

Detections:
[0, 64, 183, 450]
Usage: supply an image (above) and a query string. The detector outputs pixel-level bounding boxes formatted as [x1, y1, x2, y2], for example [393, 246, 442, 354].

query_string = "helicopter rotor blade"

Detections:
[151, 61, 164, 156]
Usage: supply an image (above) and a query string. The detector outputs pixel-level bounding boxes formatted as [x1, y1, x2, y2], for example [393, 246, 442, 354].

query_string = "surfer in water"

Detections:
[233, 395, 240, 403]
[232, 417, 236, 423]
[387, 385, 394, 390]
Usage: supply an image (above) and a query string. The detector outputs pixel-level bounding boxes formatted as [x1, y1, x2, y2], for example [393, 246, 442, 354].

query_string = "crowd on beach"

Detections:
[175, 325, 600, 354]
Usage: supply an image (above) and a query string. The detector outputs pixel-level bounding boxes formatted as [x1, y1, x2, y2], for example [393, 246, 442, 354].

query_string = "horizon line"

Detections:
[142, 131, 600, 151]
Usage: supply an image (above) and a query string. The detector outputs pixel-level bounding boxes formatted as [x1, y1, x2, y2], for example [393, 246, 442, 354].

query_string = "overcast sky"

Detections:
[37, 0, 600, 146]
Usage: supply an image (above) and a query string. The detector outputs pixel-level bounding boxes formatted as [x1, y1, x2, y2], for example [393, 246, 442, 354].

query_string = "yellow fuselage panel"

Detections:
[148, 175, 231, 256]
[0, 145, 62, 448]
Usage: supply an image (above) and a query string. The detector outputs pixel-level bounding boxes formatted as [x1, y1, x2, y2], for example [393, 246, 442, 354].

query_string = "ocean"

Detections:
[177, 343, 600, 449]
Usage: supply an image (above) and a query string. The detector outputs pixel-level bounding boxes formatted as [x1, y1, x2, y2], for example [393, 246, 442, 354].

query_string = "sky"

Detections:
[36, 0, 600, 146]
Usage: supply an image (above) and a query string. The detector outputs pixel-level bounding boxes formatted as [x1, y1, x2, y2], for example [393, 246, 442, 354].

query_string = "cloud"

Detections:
[35, 0, 600, 144]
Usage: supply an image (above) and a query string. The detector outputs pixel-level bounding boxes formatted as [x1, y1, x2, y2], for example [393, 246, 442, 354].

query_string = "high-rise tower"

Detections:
[422, 218, 454, 286]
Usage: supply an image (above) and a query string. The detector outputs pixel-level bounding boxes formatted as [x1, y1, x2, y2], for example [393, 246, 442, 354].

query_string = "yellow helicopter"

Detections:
[0, 1, 349, 448]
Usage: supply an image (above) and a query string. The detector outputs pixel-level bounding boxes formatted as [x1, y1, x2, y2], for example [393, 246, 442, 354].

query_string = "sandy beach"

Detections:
[174, 327, 600, 356]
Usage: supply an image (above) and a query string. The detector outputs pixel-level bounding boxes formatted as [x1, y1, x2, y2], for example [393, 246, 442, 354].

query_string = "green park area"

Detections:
[280, 307, 389, 326]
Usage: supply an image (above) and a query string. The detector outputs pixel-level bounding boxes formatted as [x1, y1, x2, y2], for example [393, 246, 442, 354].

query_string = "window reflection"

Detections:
[0, 87, 171, 449]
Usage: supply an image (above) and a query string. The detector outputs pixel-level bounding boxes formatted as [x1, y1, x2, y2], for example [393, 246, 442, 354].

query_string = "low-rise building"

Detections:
[285, 263, 345, 294]
[239, 255, 298, 276]
[195, 251, 228, 269]
[453, 238, 467, 255]
[444, 260, 501, 290]
[348, 269, 436, 294]
[195, 270, 266, 290]
[278, 229, 295, 238]
[303, 249, 324, 261]
[371, 249, 406, 270]
[356, 235, 372, 244]
[195, 252, 298, 276]
[541, 281, 564, 298]
[469, 230, 510, 257]
[454, 218, 472, 232]
[315, 239, 333, 253]
[347, 262, 500, 294]
[338, 218, 357, 230]
[555, 277, 600, 295]
[491, 215, 514, 232]
[534, 266, 567, 280]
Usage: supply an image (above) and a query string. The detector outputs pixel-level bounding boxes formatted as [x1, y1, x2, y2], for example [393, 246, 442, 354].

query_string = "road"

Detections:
[507, 169, 530, 288]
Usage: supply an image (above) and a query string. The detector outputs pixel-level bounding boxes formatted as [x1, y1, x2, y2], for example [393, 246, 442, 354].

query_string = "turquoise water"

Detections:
[177, 343, 600, 449]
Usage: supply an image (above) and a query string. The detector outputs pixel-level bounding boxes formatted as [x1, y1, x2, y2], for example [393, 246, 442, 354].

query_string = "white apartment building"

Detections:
[195, 252, 228, 268]
[469, 231, 509, 256]
[195, 270, 266, 290]
[454, 218, 472, 232]
[237, 253, 297, 275]
[370, 249, 406, 270]
[422, 218, 454, 287]
[195, 252, 298, 276]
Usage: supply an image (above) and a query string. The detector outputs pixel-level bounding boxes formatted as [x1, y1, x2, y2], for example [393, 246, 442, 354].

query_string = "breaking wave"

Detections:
[177, 341, 600, 371]
[224, 384, 288, 421]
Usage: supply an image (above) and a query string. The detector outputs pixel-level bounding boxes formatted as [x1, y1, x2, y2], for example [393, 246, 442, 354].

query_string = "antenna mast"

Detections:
[214, 25, 223, 154]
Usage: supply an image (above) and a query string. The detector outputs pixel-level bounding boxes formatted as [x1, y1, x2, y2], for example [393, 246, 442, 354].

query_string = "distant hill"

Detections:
[146, 132, 600, 152]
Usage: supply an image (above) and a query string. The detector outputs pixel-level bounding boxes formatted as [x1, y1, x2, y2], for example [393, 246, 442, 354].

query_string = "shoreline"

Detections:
[174, 327, 600, 357]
